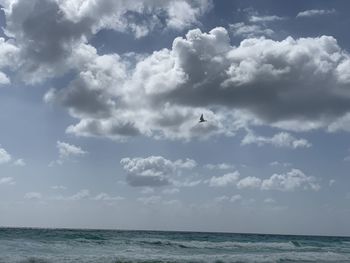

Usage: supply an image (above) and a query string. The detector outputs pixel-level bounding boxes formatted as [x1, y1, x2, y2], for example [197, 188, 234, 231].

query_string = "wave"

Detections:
[137, 239, 303, 250]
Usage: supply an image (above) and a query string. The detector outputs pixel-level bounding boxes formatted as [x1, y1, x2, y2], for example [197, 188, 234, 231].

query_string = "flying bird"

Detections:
[199, 114, 207, 123]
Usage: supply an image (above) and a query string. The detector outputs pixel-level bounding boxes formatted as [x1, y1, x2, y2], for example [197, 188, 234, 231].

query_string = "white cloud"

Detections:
[236, 169, 320, 192]
[13, 159, 26, 166]
[24, 192, 42, 200]
[229, 22, 274, 38]
[205, 163, 235, 170]
[0, 72, 10, 85]
[237, 176, 262, 189]
[0, 177, 15, 185]
[261, 169, 320, 191]
[296, 9, 336, 18]
[51, 141, 87, 166]
[42, 27, 350, 141]
[66, 189, 90, 201]
[208, 171, 240, 187]
[92, 193, 124, 201]
[329, 179, 336, 187]
[0, 0, 211, 83]
[57, 141, 87, 159]
[120, 156, 196, 187]
[269, 161, 292, 167]
[241, 131, 311, 149]
[0, 147, 11, 164]
[249, 15, 286, 23]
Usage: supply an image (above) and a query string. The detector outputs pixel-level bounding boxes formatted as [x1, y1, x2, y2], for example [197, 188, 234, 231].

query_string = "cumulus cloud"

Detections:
[40, 26, 350, 141]
[2, 1, 350, 142]
[0, 147, 12, 164]
[0, 146, 24, 166]
[241, 131, 311, 149]
[0, 0, 211, 82]
[208, 171, 240, 187]
[120, 156, 196, 187]
[0, 177, 15, 185]
[296, 9, 336, 18]
[261, 169, 320, 191]
[236, 169, 320, 192]
[237, 176, 262, 189]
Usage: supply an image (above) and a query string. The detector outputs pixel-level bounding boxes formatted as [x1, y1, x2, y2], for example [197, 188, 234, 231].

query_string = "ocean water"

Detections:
[0, 228, 350, 263]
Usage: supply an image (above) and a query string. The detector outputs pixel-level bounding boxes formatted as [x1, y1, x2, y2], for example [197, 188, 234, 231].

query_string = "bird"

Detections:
[199, 114, 207, 123]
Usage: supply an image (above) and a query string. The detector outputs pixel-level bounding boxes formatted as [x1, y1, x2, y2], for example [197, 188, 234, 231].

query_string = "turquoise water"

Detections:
[0, 228, 350, 262]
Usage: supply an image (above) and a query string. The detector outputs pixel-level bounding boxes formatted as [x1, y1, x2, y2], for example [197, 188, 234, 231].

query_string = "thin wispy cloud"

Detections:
[296, 9, 336, 18]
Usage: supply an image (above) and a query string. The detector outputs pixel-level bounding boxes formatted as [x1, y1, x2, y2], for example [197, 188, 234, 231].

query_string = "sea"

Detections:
[0, 228, 350, 263]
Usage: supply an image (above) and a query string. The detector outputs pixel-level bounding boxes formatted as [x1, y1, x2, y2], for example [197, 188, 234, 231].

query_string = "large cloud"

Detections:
[3, 0, 350, 141]
[43, 26, 350, 141]
[0, 0, 211, 82]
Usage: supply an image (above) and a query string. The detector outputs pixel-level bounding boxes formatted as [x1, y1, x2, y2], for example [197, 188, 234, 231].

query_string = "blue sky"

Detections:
[0, 0, 350, 236]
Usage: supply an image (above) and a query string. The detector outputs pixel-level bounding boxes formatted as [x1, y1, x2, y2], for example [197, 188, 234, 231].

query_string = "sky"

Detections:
[0, 0, 350, 236]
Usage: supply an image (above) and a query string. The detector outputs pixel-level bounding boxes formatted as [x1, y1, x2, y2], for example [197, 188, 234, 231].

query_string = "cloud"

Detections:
[215, 194, 243, 203]
[230, 194, 242, 203]
[0, 177, 15, 185]
[137, 195, 162, 205]
[0, 146, 27, 166]
[40, 26, 350, 141]
[120, 156, 196, 187]
[69, 189, 90, 200]
[91, 193, 124, 201]
[296, 9, 336, 18]
[208, 171, 240, 187]
[205, 163, 235, 170]
[229, 22, 274, 38]
[236, 169, 320, 191]
[329, 179, 336, 187]
[0, 147, 12, 164]
[261, 169, 320, 191]
[264, 198, 276, 204]
[50, 141, 87, 166]
[241, 131, 311, 149]
[249, 15, 286, 23]
[237, 176, 262, 189]
[13, 159, 26, 166]
[53, 189, 90, 201]
[51, 185, 67, 190]
[24, 192, 42, 200]
[0, 0, 211, 83]
[269, 161, 291, 167]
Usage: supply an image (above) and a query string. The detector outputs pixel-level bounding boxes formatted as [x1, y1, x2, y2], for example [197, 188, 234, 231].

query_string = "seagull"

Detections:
[199, 114, 207, 123]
